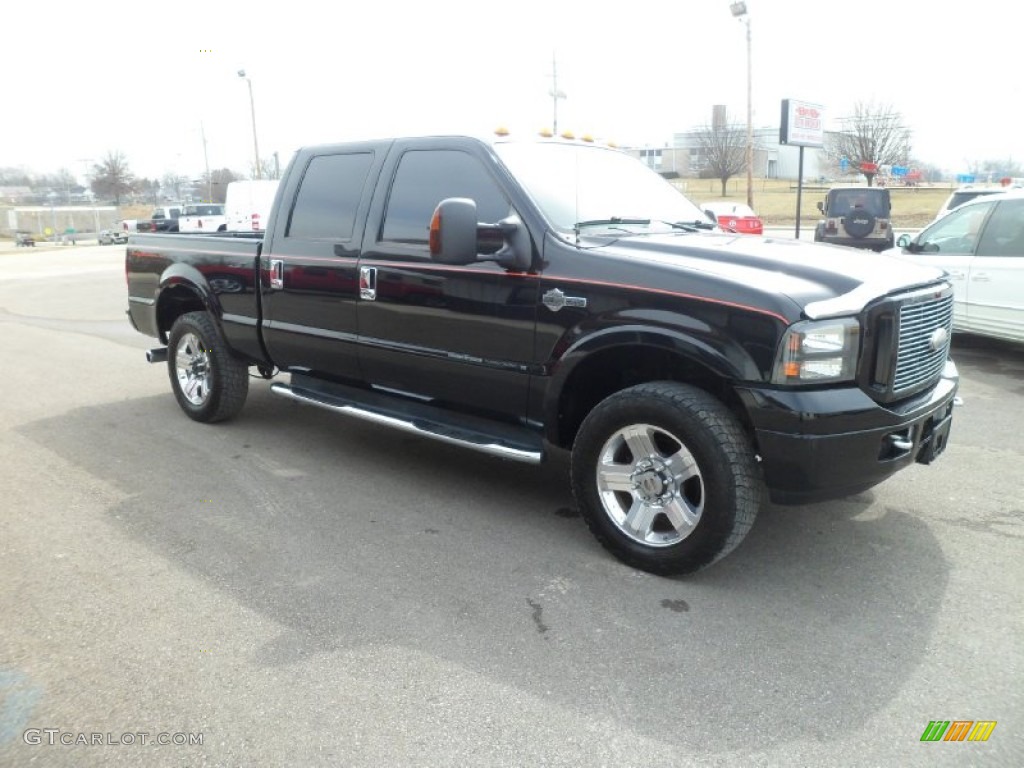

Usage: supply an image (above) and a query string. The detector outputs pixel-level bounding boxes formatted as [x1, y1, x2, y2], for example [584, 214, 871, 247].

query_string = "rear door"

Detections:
[260, 144, 384, 380]
[355, 139, 539, 421]
[969, 198, 1024, 341]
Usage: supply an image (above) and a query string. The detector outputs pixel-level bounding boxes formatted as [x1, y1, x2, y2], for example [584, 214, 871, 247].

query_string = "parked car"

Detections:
[15, 232, 35, 247]
[814, 187, 893, 251]
[701, 201, 763, 235]
[884, 189, 1024, 343]
[98, 229, 129, 245]
[136, 206, 183, 233]
[934, 184, 1021, 221]
[178, 203, 227, 233]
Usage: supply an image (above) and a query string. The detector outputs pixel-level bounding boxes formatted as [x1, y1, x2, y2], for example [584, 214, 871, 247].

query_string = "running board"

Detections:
[269, 380, 544, 464]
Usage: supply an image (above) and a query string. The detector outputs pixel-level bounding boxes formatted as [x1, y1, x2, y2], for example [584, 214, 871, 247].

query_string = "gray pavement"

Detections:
[0, 245, 1020, 766]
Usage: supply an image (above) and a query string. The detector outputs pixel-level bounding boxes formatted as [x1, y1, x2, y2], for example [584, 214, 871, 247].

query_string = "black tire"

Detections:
[167, 311, 249, 423]
[843, 210, 875, 238]
[571, 382, 762, 575]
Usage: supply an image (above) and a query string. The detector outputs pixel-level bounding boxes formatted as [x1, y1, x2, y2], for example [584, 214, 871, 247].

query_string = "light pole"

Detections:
[730, 2, 753, 209]
[237, 69, 262, 180]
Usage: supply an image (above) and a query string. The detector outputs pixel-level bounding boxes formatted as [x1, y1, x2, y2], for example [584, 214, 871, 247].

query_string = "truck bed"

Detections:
[126, 232, 265, 361]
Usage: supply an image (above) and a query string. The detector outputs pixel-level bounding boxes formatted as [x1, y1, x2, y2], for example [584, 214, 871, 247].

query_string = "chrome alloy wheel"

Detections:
[595, 423, 704, 547]
[175, 332, 213, 406]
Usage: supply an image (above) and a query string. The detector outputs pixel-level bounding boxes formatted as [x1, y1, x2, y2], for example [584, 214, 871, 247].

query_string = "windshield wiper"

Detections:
[663, 219, 717, 232]
[574, 217, 651, 232]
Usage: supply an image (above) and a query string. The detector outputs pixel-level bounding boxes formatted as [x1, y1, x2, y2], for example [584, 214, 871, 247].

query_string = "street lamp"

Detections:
[729, 1, 754, 209]
[237, 69, 262, 180]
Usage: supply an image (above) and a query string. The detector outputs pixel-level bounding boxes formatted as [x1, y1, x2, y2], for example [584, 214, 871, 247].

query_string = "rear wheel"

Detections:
[167, 312, 249, 423]
[571, 382, 762, 575]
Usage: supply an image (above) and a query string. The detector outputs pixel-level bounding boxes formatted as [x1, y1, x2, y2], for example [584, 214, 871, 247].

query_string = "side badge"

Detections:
[542, 288, 587, 312]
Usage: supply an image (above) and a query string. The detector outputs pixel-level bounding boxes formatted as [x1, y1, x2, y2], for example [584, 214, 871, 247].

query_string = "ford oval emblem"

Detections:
[929, 327, 949, 351]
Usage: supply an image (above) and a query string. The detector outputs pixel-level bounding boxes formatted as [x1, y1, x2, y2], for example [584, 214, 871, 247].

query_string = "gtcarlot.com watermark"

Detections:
[23, 729, 203, 747]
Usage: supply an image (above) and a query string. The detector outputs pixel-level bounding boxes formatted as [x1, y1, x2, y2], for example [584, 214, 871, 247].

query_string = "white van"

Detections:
[224, 180, 280, 232]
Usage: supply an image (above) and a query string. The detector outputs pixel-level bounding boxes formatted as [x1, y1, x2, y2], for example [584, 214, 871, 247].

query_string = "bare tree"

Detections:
[693, 115, 746, 196]
[91, 151, 135, 204]
[161, 173, 190, 202]
[964, 157, 1023, 182]
[200, 168, 243, 203]
[134, 178, 160, 204]
[249, 156, 282, 180]
[827, 101, 911, 187]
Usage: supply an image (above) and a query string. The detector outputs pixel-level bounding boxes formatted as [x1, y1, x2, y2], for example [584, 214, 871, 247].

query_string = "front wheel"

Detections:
[167, 311, 249, 423]
[571, 382, 762, 575]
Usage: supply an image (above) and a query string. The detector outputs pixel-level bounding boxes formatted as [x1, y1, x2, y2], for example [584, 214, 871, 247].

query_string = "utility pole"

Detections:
[548, 53, 567, 135]
[744, 15, 753, 208]
[201, 122, 212, 202]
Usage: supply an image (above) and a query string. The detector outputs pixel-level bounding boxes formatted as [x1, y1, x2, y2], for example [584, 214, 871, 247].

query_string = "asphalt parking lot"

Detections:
[1, 244, 1020, 766]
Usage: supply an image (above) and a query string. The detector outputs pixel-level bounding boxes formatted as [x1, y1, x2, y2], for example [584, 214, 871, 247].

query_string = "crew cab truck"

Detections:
[125, 134, 959, 575]
[136, 205, 183, 233]
[178, 203, 227, 233]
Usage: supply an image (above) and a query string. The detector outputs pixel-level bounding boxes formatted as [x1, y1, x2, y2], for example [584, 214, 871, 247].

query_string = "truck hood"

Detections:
[593, 232, 948, 320]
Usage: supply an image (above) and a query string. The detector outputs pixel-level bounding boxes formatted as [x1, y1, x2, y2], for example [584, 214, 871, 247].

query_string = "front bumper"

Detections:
[738, 360, 959, 505]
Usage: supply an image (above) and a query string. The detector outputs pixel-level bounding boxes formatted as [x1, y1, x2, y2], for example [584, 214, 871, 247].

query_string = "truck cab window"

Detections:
[381, 150, 509, 245]
[287, 152, 374, 240]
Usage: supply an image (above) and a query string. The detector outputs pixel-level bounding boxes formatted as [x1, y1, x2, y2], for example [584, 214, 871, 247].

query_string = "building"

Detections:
[629, 126, 838, 182]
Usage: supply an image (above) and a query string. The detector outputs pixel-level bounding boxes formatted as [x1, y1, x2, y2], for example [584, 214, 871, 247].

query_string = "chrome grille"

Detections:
[892, 291, 953, 394]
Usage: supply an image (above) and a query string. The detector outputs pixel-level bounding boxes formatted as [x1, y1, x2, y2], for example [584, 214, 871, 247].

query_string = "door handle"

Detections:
[970, 272, 990, 282]
[269, 259, 284, 289]
[360, 267, 377, 300]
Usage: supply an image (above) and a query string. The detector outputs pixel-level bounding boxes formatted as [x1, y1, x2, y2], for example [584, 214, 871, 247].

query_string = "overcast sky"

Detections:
[2, 0, 1020, 183]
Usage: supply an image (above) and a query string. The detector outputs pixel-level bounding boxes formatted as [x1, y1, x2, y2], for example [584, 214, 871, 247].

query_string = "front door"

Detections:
[356, 141, 539, 422]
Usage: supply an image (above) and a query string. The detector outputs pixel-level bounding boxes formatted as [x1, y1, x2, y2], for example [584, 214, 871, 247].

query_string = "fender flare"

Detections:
[541, 325, 762, 443]
[154, 263, 223, 340]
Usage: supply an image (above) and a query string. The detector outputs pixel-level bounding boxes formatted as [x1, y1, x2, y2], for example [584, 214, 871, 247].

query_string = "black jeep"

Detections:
[814, 187, 894, 251]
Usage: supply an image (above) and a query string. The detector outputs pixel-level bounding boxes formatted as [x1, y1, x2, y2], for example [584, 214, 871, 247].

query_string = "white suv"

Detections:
[936, 184, 1022, 220]
[885, 189, 1024, 343]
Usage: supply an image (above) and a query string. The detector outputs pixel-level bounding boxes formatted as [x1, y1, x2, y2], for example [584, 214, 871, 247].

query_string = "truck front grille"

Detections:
[891, 289, 954, 395]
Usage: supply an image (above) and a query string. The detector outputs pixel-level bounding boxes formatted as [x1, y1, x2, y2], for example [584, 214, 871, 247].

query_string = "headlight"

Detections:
[772, 318, 860, 385]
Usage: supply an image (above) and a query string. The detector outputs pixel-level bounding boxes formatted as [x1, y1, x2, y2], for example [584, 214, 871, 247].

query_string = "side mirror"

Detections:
[816, 201, 825, 214]
[429, 198, 479, 264]
[896, 233, 911, 248]
[429, 198, 532, 272]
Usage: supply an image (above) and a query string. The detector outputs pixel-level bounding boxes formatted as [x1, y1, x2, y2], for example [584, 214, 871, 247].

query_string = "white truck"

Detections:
[178, 203, 227, 233]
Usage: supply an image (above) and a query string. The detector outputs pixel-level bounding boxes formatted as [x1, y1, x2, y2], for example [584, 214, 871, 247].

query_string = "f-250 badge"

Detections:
[542, 288, 587, 312]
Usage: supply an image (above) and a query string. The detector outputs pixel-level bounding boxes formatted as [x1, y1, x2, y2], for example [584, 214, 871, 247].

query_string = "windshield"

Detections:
[493, 142, 708, 235]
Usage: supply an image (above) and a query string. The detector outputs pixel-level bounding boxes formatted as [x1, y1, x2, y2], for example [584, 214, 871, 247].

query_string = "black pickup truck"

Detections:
[135, 205, 183, 233]
[126, 134, 959, 575]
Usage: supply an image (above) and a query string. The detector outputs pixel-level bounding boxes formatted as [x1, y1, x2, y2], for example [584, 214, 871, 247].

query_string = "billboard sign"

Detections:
[780, 99, 825, 148]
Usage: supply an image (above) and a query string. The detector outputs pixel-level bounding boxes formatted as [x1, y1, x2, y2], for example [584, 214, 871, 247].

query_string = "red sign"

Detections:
[860, 162, 878, 173]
